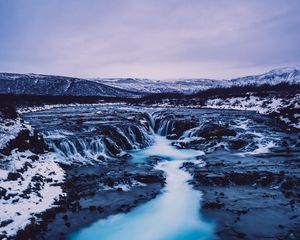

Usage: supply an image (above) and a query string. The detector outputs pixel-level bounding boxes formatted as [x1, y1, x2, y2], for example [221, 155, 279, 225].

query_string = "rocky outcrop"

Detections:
[1, 129, 48, 155]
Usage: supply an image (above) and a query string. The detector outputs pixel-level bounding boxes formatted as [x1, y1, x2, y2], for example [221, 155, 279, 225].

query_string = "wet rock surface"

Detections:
[183, 146, 300, 239]
[22, 105, 154, 164]
[5, 105, 300, 239]
[16, 159, 165, 240]
[155, 108, 300, 239]
[15, 106, 166, 239]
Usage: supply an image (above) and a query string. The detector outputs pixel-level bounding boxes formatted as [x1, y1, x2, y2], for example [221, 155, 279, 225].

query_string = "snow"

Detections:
[0, 117, 65, 238]
[89, 66, 300, 94]
[0, 151, 65, 237]
[17, 102, 126, 115]
[99, 180, 146, 192]
[0, 72, 140, 98]
[204, 94, 300, 129]
[0, 118, 23, 151]
[0, 169, 8, 179]
[91, 77, 224, 94]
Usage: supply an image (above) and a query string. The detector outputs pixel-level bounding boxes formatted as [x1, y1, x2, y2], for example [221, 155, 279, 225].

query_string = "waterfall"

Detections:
[45, 117, 155, 164]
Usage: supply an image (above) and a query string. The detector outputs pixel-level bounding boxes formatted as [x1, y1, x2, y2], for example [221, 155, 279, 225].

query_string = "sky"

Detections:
[0, 0, 300, 79]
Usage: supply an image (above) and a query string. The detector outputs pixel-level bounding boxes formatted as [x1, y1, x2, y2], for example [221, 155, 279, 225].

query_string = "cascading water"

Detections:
[21, 105, 293, 240]
[57, 109, 214, 240]
[69, 116, 215, 240]
[45, 123, 155, 164]
[69, 135, 215, 240]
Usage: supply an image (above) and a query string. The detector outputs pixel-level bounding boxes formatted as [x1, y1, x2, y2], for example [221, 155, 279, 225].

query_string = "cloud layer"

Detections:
[0, 0, 300, 79]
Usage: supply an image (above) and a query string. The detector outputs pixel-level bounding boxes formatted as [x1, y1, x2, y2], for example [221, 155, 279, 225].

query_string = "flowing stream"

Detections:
[22, 105, 296, 240]
[69, 135, 215, 240]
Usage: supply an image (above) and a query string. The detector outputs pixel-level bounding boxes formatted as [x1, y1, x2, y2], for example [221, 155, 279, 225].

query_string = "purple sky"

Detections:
[0, 0, 300, 79]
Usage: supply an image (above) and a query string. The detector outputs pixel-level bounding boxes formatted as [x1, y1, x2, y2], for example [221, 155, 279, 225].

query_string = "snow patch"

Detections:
[0, 151, 65, 237]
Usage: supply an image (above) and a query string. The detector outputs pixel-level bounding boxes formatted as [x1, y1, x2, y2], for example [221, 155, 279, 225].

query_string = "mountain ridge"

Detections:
[0, 66, 299, 97]
[0, 73, 142, 98]
[90, 66, 300, 94]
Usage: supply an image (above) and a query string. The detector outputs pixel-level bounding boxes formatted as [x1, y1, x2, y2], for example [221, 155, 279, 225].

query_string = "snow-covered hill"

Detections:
[90, 77, 229, 94]
[0, 73, 141, 98]
[229, 66, 300, 87]
[0, 66, 299, 97]
[91, 66, 300, 94]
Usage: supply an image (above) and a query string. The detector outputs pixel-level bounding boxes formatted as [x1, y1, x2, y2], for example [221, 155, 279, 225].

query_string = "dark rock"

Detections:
[103, 138, 120, 156]
[97, 207, 104, 213]
[65, 222, 71, 228]
[134, 174, 163, 184]
[230, 139, 248, 149]
[104, 178, 114, 187]
[168, 120, 198, 138]
[0, 219, 13, 228]
[28, 154, 39, 161]
[281, 179, 295, 190]
[7, 172, 22, 181]
[97, 155, 105, 161]
[32, 174, 45, 182]
[203, 202, 225, 209]
[229, 172, 259, 185]
[199, 123, 237, 139]
[68, 192, 81, 201]
[89, 205, 97, 211]
[0, 186, 7, 198]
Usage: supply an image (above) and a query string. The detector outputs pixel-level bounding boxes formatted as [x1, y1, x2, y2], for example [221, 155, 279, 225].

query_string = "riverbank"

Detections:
[183, 148, 300, 239]
[69, 135, 214, 240]
[17, 158, 165, 240]
[1, 105, 299, 239]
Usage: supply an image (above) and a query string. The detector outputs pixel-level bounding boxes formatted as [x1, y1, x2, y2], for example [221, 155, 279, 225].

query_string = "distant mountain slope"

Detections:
[1, 66, 299, 97]
[0, 73, 141, 97]
[91, 66, 300, 94]
[90, 77, 229, 94]
[229, 67, 300, 86]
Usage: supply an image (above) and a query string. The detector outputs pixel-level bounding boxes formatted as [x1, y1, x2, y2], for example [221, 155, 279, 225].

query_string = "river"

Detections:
[69, 135, 215, 240]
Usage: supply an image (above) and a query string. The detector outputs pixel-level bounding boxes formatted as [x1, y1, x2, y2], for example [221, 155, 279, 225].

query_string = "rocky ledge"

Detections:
[16, 156, 166, 240]
[183, 148, 300, 240]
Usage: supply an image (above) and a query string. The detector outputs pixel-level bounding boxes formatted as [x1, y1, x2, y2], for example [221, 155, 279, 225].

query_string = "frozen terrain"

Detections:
[204, 94, 300, 129]
[93, 66, 300, 94]
[0, 119, 65, 238]
[0, 105, 295, 240]
[0, 66, 299, 239]
[1, 66, 299, 96]
[0, 73, 140, 97]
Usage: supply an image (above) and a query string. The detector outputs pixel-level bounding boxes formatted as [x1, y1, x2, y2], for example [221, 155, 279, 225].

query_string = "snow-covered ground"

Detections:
[138, 93, 300, 129]
[0, 151, 65, 238]
[0, 117, 65, 238]
[17, 102, 125, 114]
[0, 118, 23, 151]
[204, 94, 300, 129]
[92, 66, 300, 94]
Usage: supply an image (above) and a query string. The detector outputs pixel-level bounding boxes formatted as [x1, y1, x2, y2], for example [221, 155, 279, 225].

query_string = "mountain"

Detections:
[91, 66, 300, 94]
[90, 78, 229, 94]
[0, 67, 299, 98]
[0, 73, 141, 98]
[229, 66, 300, 87]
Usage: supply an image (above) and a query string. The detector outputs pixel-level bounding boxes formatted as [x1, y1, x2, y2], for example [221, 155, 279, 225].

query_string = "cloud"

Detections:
[0, 0, 299, 79]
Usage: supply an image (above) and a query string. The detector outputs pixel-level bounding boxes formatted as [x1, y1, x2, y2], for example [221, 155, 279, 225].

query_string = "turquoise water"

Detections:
[69, 135, 215, 240]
